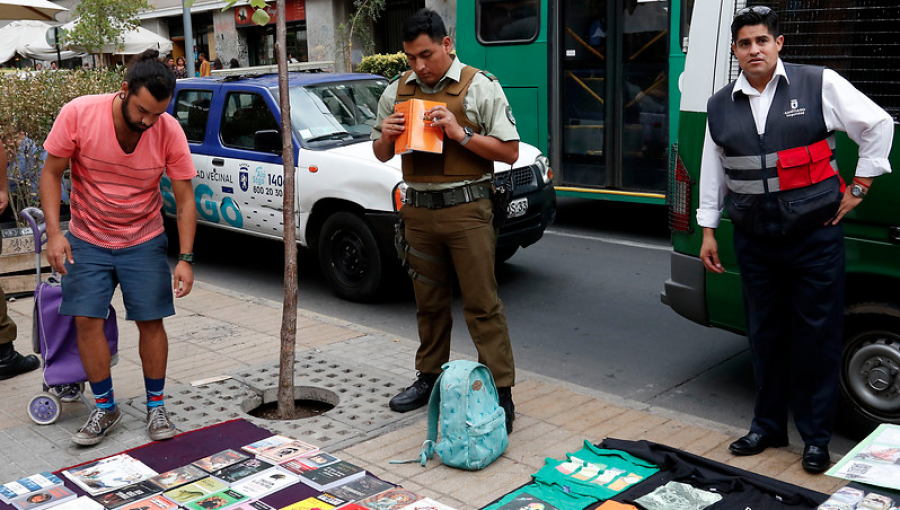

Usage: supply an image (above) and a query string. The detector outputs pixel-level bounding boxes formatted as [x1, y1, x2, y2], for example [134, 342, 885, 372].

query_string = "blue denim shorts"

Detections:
[60, 233, 175, 321]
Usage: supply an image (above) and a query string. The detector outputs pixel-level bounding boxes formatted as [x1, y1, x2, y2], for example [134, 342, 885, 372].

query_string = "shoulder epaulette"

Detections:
[479, 70, 499, 82]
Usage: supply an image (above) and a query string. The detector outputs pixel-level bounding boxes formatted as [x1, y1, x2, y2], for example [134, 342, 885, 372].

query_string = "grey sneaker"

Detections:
[72, 407, 122, 446]
[147, 406, 177, 441]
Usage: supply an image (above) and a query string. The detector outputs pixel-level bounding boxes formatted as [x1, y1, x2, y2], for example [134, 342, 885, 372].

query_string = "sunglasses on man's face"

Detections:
[735, 5, 772, 17]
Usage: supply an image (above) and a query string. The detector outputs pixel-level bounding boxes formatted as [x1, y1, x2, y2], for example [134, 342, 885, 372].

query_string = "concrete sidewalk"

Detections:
[0, 281, 846, 509]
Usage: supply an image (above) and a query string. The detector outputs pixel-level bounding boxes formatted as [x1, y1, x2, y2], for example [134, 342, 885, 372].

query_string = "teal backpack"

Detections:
[395, 360, 509, 470]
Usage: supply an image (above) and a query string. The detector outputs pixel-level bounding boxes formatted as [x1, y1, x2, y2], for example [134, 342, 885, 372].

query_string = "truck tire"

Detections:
[840, 302, 900, 424]
[318, 212, 384, 302]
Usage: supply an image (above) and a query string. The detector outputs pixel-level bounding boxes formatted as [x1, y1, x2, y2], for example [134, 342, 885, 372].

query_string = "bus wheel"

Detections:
[318, 212, 384, 302]
[840, 302, 900, 424]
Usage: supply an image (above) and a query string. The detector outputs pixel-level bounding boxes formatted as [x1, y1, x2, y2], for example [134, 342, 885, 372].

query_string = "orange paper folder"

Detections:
[394, 99, 445, 155]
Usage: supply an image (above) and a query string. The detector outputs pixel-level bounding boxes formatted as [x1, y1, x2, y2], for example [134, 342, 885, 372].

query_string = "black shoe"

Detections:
[0, 346, 40, 381]
[389, 373, 438, 413]
[498, 387, 514, 434]
[728, 432, 788, 456]
[802, 445, 830, 474]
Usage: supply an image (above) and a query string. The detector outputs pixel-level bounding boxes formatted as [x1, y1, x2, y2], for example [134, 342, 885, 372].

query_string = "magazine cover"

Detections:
[827, 423, 900, 490]
[256, 441, 318, 463]
[116, 496, 178, 510]
[11, 486, 77, 510]
[63, 455, 158, 496]
[279, 497, 334, 510]
[184, 489, 247, 510]
[92, 482, 160, 510]
[148, 466, 207, 491]
[231, 471, 298, 499]
[210, 458, 276, 485]
[192, 450, 249, 473]
[357, 488, 422, 510]
[327, 476, 393, 502]
[240, 435, 293, 456]
[0, 473, 65, 503]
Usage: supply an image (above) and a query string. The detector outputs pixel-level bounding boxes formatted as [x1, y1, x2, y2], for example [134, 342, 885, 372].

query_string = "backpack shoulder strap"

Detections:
[389, 371, 445, 466]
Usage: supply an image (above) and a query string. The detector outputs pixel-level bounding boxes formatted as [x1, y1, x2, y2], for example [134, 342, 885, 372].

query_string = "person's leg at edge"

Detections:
[389, 205, 449, 412]
[137, 319, 177, 440]
[0, 286, 39, 380]
[449, 199, 516, 432]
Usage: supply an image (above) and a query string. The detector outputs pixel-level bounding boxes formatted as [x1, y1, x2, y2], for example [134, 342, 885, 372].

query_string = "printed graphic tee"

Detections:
[44, 93, 196, 249]
[634, 481, 723, 510]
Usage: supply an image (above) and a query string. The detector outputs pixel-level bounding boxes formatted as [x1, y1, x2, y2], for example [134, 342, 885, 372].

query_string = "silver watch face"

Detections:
[851, 184, 865, 198]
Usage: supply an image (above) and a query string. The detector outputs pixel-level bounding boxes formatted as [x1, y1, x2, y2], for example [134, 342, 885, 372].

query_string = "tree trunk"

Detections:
[275, 0, 299, 418]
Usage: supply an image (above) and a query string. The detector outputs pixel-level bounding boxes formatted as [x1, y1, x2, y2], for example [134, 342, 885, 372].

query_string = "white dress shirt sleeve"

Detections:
[821, 68, 894, 178]
[696, 123, 728, 229]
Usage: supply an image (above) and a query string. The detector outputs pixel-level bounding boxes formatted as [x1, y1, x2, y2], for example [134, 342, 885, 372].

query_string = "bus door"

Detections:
[552, 0, 670, 202]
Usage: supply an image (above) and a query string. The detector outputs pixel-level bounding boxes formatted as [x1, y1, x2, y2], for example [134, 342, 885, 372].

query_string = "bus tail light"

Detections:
[668, 143, 693, 233]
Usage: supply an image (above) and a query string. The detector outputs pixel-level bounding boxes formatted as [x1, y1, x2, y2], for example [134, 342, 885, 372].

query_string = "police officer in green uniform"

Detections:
[0, 144, 41, 380]
[372, 8, 519, 433]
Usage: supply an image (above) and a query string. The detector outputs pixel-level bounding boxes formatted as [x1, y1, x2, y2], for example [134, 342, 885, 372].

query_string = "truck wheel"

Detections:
[840, 302, 900, 424]
[318, 212, 384, 302]
[495, 245, 519, 264]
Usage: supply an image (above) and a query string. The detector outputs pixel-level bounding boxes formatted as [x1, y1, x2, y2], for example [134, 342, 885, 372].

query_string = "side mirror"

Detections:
[254, 130, 282, 154]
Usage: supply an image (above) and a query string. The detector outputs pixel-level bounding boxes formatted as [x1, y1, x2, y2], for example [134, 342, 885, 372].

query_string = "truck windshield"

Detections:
[272, 79, 388, 147]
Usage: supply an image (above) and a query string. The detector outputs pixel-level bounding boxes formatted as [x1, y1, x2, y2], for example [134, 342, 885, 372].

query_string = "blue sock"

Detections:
[90, 377, 115, 411]
[145, 376, 165, 409]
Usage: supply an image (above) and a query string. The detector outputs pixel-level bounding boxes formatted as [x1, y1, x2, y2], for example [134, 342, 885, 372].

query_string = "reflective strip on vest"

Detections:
[722, 136, 837, 194]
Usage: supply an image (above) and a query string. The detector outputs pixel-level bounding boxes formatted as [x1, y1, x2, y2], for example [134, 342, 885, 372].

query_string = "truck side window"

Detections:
[220, 92, 282, 151]
[477, 0, 539, 45]
[174, 90, 213, 143]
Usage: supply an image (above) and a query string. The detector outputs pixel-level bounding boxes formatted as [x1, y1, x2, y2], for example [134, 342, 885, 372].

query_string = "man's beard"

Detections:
[121, 93, 150, 133]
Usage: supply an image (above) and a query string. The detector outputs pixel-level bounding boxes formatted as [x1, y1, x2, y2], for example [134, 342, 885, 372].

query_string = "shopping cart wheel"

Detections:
[27, 392, 61, 425]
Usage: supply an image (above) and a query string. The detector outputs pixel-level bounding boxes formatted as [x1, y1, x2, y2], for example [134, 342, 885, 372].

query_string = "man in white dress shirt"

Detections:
[697, 6, 893, 473]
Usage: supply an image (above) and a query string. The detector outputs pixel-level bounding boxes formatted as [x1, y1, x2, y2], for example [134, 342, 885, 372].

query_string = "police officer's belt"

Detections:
[405, 184, 491, 209]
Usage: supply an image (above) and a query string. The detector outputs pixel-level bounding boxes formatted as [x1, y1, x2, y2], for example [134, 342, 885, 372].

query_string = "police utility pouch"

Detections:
[491, 182, 513, 229]
[726, 175, 843, 236]
[776, 139, 834, 191]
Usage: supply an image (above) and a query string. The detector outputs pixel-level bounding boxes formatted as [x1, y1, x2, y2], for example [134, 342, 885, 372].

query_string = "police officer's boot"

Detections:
[0, 342, 40, 380]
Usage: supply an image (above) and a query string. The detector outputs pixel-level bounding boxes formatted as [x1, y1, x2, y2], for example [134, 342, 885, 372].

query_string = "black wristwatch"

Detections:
[459, 126, 474, 146]
[178, 253, 195, 264]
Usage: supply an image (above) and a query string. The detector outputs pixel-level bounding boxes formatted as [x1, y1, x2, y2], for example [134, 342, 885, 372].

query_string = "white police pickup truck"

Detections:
[162, 66, 556, 302]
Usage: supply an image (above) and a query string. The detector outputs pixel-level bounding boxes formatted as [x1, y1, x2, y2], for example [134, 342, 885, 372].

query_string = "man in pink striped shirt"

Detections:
[40, 50, 197, 446]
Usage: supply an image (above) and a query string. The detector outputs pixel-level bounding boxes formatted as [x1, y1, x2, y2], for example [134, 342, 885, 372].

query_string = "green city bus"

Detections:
[456, 0, 694, 205]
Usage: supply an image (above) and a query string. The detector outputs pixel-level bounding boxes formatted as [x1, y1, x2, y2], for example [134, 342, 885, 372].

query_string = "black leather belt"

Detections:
[405, 184, 491, 209]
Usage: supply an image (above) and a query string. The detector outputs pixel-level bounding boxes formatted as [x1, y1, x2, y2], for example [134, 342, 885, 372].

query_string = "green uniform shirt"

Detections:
[371, 56, 520, 191]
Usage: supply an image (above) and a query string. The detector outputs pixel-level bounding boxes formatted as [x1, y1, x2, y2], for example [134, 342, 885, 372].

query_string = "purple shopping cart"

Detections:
[19, 208, 118, 425]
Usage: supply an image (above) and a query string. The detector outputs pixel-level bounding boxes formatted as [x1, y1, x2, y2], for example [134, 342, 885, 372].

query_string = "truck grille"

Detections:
[730, 1, 900, 121]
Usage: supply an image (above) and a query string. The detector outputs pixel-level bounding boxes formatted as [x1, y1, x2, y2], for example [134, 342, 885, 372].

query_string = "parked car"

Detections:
[161, 67, 556, 302]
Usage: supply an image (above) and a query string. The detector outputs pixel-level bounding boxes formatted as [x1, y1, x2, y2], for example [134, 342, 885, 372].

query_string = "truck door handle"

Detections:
[212, 158, 224, 166]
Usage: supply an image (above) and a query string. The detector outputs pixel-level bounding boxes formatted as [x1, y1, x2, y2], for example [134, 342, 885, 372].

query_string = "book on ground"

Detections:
[356, 488, 422, 510]
[240, 436, 293, 457]
[279, 497, 334, 510]
[256, 441, 318, 464]
[0, 472, 65, 503]
[230, 471, 299, 499]
[326, 476, 393, 502]
[63, 455, 158, 496]
[210, 458, 277, 486]
[184, 489, 248, 510]
[393, 99, 445, 155]
[148, 466, 207, 491]
[232, 501, 274, 510]
[92, 482, 160, 509]
[11, 485, 77, 510]
[398, 498, 458, 510]
[192, 450, 249, 474]
[277, 452, 339, 476]
[312, 494, 347, 508]
[52, 497, 105, 510]
[162, 478, 227, 505]
[297, 461, 365, 492]
[115, 495, 178, 510]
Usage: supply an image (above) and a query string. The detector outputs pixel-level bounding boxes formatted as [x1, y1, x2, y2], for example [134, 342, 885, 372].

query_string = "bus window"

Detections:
[477, 0, 540, 44]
